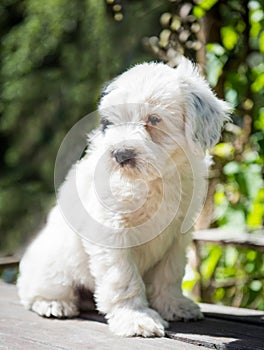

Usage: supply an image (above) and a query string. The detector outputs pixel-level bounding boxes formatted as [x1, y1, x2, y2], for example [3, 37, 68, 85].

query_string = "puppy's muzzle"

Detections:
[112, 148, 137, 167]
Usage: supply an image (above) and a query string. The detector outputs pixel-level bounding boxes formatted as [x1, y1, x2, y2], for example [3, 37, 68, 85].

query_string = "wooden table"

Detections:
[0, 281, 263, 350]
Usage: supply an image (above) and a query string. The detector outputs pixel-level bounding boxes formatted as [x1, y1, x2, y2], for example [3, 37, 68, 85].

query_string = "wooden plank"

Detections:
[0, 282, 201, 350]
[166, 318, 264, 350]
[167, 303, 264, 350]
[0, 256, 20, 269]
[193, 228, 264, 251]
[1, 282, 264, 350]
[0, 334, 55, 350]
[201, 303, 264, 325]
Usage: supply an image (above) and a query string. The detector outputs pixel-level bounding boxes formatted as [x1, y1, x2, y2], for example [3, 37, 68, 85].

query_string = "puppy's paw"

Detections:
[31, 299, 79, 318]
[108, 307, 168, 337]
[154, 295, 203, 322]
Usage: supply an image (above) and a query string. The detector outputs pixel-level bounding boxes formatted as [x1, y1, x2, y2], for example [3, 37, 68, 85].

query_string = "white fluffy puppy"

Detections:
[17, 58, 231, 337]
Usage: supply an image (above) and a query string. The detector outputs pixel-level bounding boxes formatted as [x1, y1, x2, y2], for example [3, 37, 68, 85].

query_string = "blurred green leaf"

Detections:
[259, 31, 264, 53]
[223, 161, 240, 175]
[221, 26, 239, 50]
[251, 72, 264, 92]
[255, 107, 264, 130]
[213, 142, 234, 159]
[250, 280, 262, 292]
[225, 246, 238, 267]
[247, 188, 264, 228]
[193, 6, 205, 18]
[197, 0, 218, 11]
[206, 44, 228, 86]
[201, 246, 222, 280]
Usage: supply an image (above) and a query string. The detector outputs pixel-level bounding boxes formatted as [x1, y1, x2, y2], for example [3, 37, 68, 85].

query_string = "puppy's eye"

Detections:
[101, 118, 113, 132]
[147, 114, 161, 126]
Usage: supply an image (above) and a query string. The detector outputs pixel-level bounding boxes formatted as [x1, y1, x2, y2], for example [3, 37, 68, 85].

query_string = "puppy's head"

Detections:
[92, 58, 231, 179]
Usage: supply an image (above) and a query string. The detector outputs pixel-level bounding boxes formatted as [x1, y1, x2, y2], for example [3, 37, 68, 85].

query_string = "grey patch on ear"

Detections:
[176, 57, 232, 150]
[192, 94, 219, 126]
[100, 117, 113, 133]
[99, 83, 110, 101]
[188, 92, 231, 150]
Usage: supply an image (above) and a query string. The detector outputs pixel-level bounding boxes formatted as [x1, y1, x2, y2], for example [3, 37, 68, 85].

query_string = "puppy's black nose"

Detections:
[113, 148, 136, 167]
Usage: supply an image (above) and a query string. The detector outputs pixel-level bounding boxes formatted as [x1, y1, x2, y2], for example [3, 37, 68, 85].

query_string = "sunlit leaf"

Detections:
[225, 246, 238, 267]
[247, 188, 264, 228]
[193, 6, 205, 18]
[207, 43, 226, 55]
[250, 21, 262, 37]
[215, 191, 226, 205]
[254, 107, 264, 130]
[223, 161, 240, 175]
[243, 164, 263, 199]
[252, 72, 264, 92]
[198, 0, 218, 11]
[247, 250, 257, 261]
[250, 280, 262, 292]
[259, 31, 264, 53]
[182, 276, 199, 292]
[201, 246, 222, 280]
[221, 207, 246, 229]
[214, 287, 225, 301]
[213, 142, 234, 159]
[206, 51, 228, 86]
[225, 88, 239, 106]
[221, 26, 239, 50]
[251, 8, 264, 22]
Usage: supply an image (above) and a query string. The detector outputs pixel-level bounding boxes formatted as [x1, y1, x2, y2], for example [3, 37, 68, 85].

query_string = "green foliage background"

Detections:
[0, 0, 165, 252]
[193, 0, 264, 311]
[0, 0, 263, 309]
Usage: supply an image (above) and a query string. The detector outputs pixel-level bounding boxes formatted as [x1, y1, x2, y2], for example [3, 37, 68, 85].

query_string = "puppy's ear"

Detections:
[176, 58, 232, 150]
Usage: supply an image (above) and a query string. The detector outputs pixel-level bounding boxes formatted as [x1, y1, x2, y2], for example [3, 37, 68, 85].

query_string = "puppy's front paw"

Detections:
[31, 299, 79, 318]
[108, 307, 168, 337]
[154, 295, 203, 322]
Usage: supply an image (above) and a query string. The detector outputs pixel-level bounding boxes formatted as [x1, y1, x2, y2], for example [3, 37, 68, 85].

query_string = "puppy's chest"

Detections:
[132, 227, 175, 274]
[117, 178, 180, 228]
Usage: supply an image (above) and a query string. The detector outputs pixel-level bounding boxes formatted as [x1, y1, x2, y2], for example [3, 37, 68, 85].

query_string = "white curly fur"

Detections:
[17, 58, 231, 337]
